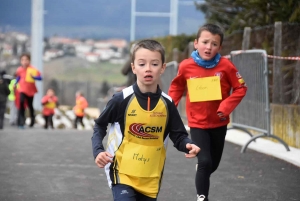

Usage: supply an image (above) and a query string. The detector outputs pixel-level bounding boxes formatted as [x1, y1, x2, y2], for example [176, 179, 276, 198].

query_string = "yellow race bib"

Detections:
[45, 101, 56, 109]
[119, 142, 164, 177]
[25, 68, 38, 83]
[187, 76, 222, 102]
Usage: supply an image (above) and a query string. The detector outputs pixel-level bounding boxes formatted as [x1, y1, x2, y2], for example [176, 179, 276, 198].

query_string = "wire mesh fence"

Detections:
[230, 50, 269, 133]
[225, 23, 300, 105]
[229, 49, 290, 152]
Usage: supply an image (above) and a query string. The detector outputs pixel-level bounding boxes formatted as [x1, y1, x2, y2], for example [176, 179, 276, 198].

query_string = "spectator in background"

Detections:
[0, 70, 13, 85]
[41, 88, 58, 129]
[14, 79, 27, 119]
[0, 73, 10, 129]
[15, 53, 42, 129]
[73, 91, 88, 129]
[8, 73, 18, 126]
[121, 43, 137, 86]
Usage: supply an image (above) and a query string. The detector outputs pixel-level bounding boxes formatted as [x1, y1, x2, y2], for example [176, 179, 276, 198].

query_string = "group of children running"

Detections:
[2, 53, 89, 130]
[2, 23, 246, 201]
[92, 24, 247, 201]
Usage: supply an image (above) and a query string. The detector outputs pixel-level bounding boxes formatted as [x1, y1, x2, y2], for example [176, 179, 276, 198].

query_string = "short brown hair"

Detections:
[131, 39, 165, 64]
[20, 53, 31, 61]
[196, 24, 224, 46]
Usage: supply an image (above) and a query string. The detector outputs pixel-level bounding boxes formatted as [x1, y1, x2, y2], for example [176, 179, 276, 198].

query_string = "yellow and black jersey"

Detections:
[92, 83, 193, 198]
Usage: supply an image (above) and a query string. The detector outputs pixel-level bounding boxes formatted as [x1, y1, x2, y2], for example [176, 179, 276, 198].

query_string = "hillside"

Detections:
[43, 56, 126, 85]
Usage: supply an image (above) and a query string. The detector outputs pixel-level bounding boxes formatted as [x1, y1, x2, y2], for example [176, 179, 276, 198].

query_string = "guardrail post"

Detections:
[242, 27, 251, 50]
[272, 21, 283, 104]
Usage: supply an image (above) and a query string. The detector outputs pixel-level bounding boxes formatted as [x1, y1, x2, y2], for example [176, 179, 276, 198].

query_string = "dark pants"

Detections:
[0, 100, 6, 129]
[43, 114, 54, 129]
[18, 93, 35, 127]
[74, 116, 84, 129]
[112, 184, 157, 201]
[190, 126, 227, 201]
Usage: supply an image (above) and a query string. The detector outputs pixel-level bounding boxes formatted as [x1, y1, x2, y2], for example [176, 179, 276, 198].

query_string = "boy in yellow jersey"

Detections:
[92, 39, 200, 201]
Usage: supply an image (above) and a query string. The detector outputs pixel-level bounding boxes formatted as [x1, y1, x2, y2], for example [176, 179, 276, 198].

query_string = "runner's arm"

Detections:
[92, 96, 119, 159]
[217, 64, 247, 116]
[168, 62, 187, 107]
[168, 101, 194, 153]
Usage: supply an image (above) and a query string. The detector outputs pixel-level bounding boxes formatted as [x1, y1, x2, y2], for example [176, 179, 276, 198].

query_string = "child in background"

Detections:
[0, 74, 10, 129]
[8, 74, 18, 126]
[168, 24, 247, 201]
[73, 91, 88, 129]
[16, 53, 42, 128]
[92, 39, 200, 201]
[41, 89, 58, 129]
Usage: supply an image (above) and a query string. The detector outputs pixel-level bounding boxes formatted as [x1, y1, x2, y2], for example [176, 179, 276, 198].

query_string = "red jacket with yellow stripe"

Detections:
[41, 95, 58, 116]
[73, 96, 88, 117]
[168, 57, 247, 129]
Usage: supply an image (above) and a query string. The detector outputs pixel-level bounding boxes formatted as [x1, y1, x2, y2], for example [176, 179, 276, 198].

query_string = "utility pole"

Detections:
[31, 0, 44, 110]
[130, 0, 136, 42]
[170, 0, 178, 36]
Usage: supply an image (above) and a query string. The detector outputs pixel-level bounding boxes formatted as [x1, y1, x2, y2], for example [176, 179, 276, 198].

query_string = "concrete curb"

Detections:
[185, 125, 300, 167]
[225, 129, 300, 167]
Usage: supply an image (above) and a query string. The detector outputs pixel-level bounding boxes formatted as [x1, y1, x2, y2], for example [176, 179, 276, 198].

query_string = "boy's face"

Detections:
[21, 56, 30, 67]
[131, 48, 166, 93]
[194, 30, 222, 61]
[47, 89, 54, 96]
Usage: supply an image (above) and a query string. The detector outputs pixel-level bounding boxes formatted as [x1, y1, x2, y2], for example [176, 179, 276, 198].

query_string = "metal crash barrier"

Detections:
[160, 61, 178, 94]
[161, 61, 187, 122]
[230, 49, 290, 153]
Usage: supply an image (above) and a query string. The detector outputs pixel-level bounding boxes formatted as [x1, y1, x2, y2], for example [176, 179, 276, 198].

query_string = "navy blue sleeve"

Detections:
[91, 94, 121, 159]
[32, 75, 42, 80]
[167, 100, 194, 153]
[15, 76, 20, 84]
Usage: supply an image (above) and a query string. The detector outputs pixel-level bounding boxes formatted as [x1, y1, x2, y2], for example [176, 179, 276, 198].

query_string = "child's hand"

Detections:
[95, 152, 113, 168]
[217, 112, 227, 121]
[185, 143, 200, 158]
[217, 112, 224, 118]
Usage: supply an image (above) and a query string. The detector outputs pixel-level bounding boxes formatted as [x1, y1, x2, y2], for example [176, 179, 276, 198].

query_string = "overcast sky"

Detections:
[0, 0, 205, 40]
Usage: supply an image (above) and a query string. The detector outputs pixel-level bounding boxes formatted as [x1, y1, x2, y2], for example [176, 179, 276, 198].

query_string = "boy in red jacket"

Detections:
[168, 24, 247, 201]
[41, 89, 58, 129]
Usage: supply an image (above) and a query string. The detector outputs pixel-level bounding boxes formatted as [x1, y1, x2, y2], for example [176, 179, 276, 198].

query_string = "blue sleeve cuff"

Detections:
[32, 75, 42, 80]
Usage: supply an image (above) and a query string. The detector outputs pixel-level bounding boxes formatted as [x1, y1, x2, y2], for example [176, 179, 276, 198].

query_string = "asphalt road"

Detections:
[0, 124, 299, 201]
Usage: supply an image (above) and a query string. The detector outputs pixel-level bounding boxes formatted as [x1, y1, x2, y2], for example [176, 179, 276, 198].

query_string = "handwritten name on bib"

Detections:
[119, 143, 163, 177]
[187, 76, 222, 102]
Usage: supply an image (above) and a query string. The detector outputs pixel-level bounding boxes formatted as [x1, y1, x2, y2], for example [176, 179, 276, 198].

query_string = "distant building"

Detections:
[75, 44, 93, 58]
[95, 39, 127, 51]
[107, 39, 127, 49]
[84, 39, 95, 46]
[15, 33, 28, 42]
[85, 52, 100, 63]
[44, 49, 64, 61]
[93, 48, 114, 61]
[94, 40, 112, 49]
[2, 43, 12, 56]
